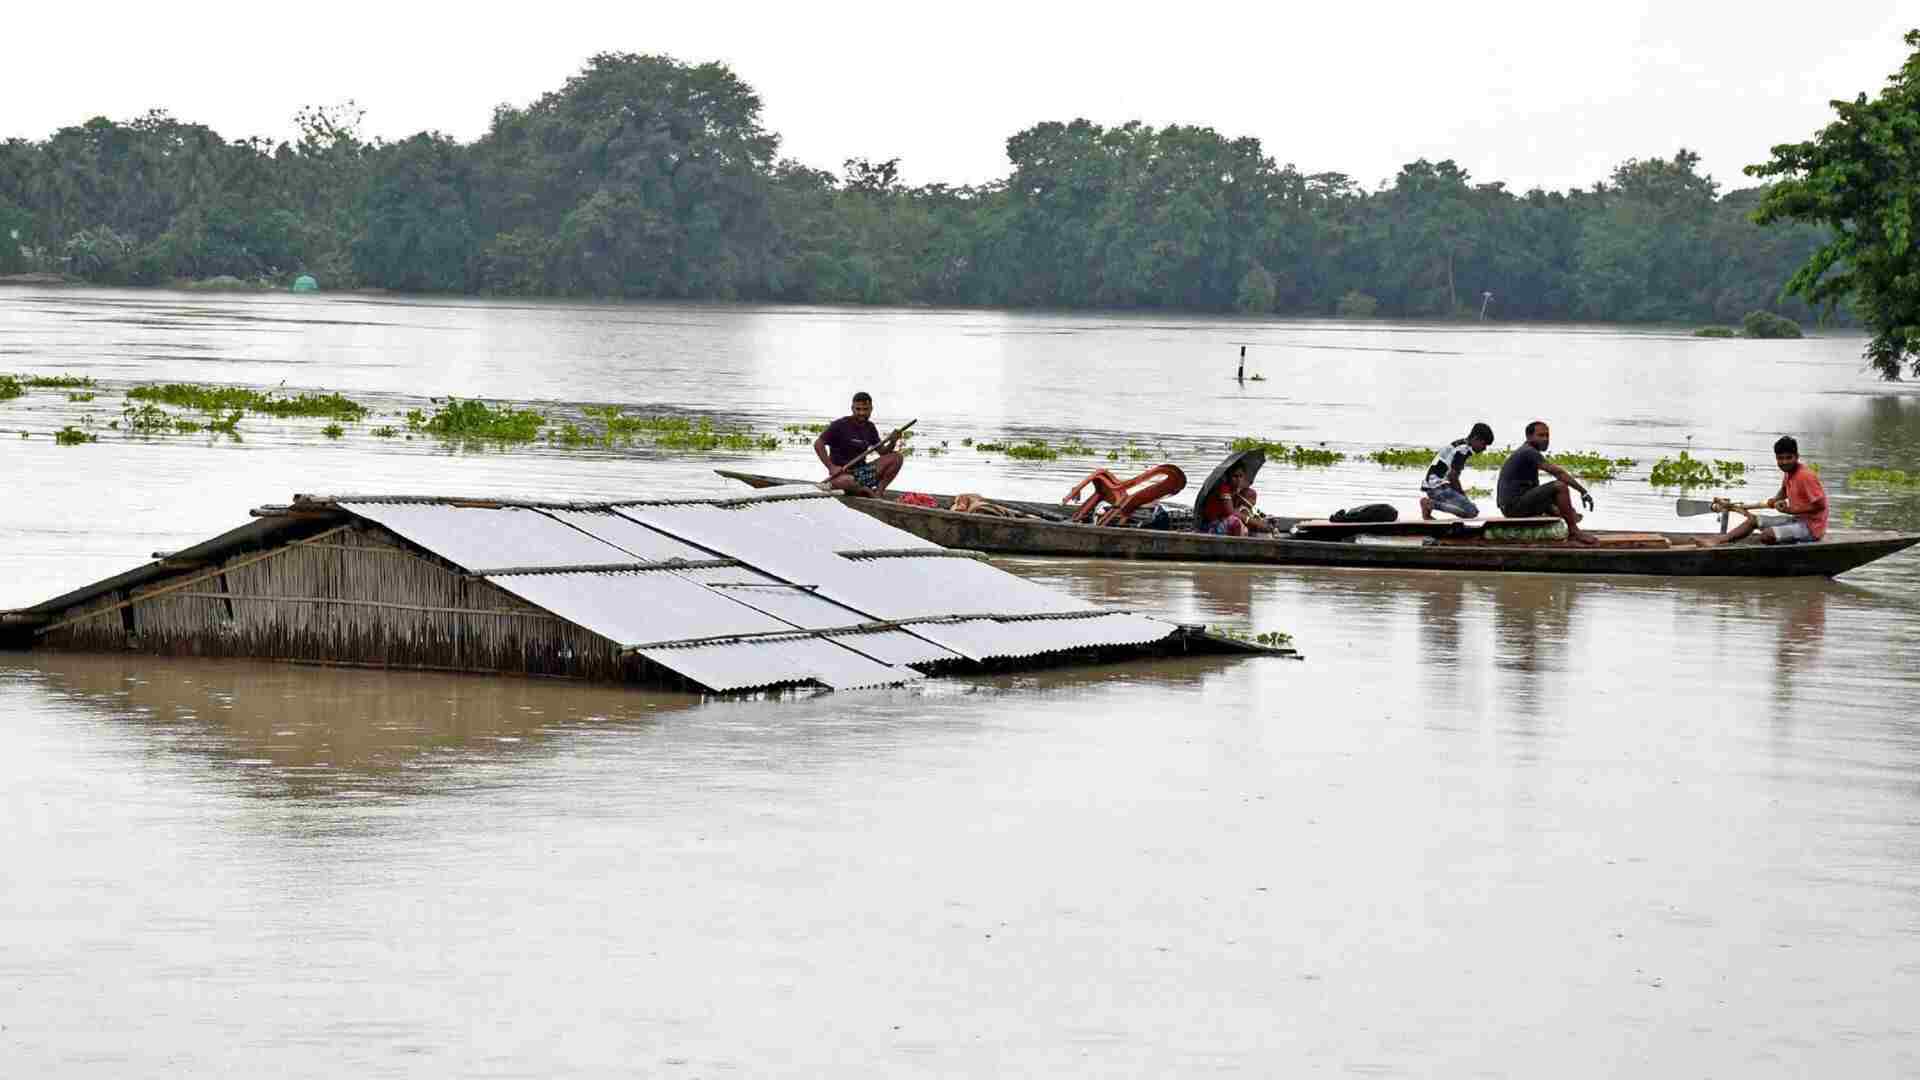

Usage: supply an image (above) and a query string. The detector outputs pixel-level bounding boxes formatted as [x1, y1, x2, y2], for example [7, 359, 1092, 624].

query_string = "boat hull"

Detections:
[714, 470, 1920, 578]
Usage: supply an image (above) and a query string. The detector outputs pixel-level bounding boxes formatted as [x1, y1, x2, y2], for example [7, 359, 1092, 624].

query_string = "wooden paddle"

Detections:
[1675, 496, 1774, 516]
[823, 418, 917, 484]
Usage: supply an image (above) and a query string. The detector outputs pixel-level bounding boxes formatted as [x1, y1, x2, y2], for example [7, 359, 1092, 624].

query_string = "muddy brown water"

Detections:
[3, 288, 1919, 1075]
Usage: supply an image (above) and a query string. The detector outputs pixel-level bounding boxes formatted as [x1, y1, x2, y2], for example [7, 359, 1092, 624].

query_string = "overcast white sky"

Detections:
[6, 2, 1911, 193]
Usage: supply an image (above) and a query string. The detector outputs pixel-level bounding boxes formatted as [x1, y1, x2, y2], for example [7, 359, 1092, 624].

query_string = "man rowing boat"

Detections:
[814, 391, 905, 496]
[1696, 435, 1827, 547]
[1496, 420, 1598, 545]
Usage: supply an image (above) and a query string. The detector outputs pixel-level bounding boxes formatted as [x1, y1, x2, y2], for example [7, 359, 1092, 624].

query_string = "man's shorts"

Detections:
[1499, 480, 1562, 519]
[848, 461, 880, 489]
[1423, 485, 1479, 518]
[1766, 519, 1817, 544]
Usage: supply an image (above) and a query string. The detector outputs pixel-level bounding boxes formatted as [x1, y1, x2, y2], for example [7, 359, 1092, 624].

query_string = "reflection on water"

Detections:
[6, 653, 699, 800]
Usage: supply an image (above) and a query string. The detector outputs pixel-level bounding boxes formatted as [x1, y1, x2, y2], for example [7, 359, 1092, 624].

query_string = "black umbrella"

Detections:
[1197, 448, 1265, 518]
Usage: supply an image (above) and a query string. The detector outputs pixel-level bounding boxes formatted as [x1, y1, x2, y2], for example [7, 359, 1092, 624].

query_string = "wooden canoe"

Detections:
[714, 470, 1920, 578]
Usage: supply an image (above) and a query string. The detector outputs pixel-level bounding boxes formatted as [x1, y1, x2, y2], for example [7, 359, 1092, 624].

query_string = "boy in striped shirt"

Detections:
[1419, 422, 1495, 520]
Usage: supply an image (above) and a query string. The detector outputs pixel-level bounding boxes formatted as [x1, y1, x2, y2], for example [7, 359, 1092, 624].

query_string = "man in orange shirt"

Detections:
[1702, 435, 1828, 546]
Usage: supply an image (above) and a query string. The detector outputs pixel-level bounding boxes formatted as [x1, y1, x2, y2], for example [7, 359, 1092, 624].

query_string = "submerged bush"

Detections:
[0, 375, 21, 401]
[1742, 311, 1803, 339]
[1693, 325, 1738, 338]
[53, 425, 96, 445]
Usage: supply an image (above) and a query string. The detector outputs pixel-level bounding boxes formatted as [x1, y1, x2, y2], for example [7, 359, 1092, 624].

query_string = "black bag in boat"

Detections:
[1329, 503, 1399, 524]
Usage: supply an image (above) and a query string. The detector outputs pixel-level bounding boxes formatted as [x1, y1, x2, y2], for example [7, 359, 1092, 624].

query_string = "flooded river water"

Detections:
[3, 288, 1918, 1075]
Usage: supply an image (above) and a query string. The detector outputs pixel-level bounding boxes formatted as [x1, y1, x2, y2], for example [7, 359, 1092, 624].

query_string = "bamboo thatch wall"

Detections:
[37, 524, 645, 682]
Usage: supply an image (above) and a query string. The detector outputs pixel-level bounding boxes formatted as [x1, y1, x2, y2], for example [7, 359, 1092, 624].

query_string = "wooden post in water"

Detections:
[1236, 345, 1245, 382]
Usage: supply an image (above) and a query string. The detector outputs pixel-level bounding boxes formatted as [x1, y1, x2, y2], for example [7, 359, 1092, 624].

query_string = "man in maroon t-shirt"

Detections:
[813, 391, 904, 495]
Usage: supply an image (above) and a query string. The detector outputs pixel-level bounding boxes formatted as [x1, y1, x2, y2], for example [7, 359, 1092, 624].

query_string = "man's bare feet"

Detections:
[1419, 496, 1433, 521]
[1569, 528, 1601, 546]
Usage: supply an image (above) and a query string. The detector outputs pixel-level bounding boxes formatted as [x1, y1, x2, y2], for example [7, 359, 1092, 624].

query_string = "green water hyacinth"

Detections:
[1229, 437, 1344, 467]
[1649, 451, 1745, 487]
[407, 399, 545, 441]
[1848, 467, 1920, 489]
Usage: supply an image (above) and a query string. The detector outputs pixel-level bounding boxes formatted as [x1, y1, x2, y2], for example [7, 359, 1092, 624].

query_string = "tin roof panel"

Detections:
[637, 638, 923, 692]
[341, 503, 631, 571]
[487, 570, 792, 647]
[539, 509, 715, 562]
[914, 613, 1175, 662]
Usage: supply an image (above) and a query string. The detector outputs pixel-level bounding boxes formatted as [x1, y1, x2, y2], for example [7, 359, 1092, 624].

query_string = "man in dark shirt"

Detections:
[813, 391, 904, 495]
[1496, 420, 1598, 545]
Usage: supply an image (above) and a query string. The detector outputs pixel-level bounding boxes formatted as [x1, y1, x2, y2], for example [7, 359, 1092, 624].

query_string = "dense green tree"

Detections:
[1748, 28, 1920, 378]
[353, 133, 474, 291]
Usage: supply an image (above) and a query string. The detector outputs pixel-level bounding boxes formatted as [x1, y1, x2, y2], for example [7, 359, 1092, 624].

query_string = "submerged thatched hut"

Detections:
[1, 489, 1268, 694]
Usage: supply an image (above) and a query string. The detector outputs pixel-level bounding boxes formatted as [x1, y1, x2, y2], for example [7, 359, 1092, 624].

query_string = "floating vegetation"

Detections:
[128, 383, 368, 420]
[1217, 627, 1294, 648]
[1551, 451, 1637, 482]
[551, 422, 592, 447]
[1059, 437, 1095, 456]
[27, 374, 96, 388]
[962, 437, 975, 448]
[1465, 485, 1492, 498]
[1649, 451, 1746, 487]
[781, 422, 827, 435]
[1472, 446, 1513, 468]
[1004, 440, 1060, 461]
[654, 417, 780, 452]
[54, 426, 96, 445]
[1229, 437, 1345, 467]
[1848, 467, 1920, 489]
[1368, 446, 1434, 468]
[206, 411, 242, 436]
[321, 423, 345, 439]
[974, 440, 1008, 453]
[122, 402, 202, 435]
[68, 392, 96, 402]
[372, 425, 398, 438]
[0, 376, 21, 401]
[406, 399, 545, 442]
[1693, 326, 1738, 338]
[1248, 374, 1267, 382]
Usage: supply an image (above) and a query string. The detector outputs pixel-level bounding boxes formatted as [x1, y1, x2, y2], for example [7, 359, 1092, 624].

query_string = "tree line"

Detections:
[0, 52, 1837, 327]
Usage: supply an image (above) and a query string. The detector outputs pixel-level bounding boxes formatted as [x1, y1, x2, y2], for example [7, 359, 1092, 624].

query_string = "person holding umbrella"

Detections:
[1196, 448, 1270, 536]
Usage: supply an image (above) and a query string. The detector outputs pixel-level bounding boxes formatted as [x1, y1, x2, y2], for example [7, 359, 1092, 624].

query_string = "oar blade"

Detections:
[1674, 497, 1719, 517]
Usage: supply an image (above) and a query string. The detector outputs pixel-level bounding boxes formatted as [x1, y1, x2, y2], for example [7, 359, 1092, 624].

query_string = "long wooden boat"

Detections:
[715, 470, 1920, 578]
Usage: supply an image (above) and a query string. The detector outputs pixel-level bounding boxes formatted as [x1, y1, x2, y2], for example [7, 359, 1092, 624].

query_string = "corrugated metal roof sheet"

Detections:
[822, 629, 958, 667]
[636, 638, 923, 692]
[540, 509, 715, 562]
[699, 495, 943, 554]
[487, 570, 793, 647]
[913, 613, 1175, 662]
[614, 503, 1079, 623]
[342, 502, 631, 571]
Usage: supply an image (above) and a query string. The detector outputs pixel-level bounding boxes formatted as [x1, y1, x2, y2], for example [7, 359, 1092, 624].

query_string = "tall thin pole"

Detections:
[1236, 345, 1245, 382]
